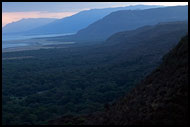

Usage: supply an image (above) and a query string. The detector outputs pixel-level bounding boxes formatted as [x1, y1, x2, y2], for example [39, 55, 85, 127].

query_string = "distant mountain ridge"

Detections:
[24, 5, 162, 35]
[106, 21, 188, 45]
[67, 5, 187, 42]
[2, 18, 57, 34]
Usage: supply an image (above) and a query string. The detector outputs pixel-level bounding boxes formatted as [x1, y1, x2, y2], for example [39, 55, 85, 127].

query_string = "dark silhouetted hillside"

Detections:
[49, 35, 188, 125]
[95, 35, 188, 125]
[2, 21, 188, 125]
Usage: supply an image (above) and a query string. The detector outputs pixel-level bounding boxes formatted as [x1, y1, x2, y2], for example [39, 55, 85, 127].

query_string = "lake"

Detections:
[2, 43, 29, 49]
[2, 33, 75, 49]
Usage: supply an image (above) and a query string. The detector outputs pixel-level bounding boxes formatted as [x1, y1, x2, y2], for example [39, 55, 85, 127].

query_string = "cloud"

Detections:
[2, 11, 78, 27]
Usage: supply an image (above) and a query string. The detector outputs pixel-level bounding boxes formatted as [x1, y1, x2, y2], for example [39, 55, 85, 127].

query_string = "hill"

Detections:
[2, 18, 57, 34]
[24, 5, 161, 35]
[48, 34, 188, 125]
[2, 21, 188, 125]
[59, 5, 187, 42]
[94, 35, 189, 125]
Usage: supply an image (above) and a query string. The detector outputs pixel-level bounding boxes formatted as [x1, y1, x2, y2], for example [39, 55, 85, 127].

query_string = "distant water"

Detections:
[2, 43, 29, 49]
[2, 33, 74, 41]
[2, 33, 75, 49]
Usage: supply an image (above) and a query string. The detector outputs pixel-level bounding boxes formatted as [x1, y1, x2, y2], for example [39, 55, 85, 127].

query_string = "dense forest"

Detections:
[2, 21, 187, 125]
[49, 35, 188, 125]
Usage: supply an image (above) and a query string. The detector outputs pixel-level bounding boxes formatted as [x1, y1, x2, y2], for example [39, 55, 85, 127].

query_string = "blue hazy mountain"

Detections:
[2, 18, 57, 34]
[69, 5, 187, 41]
[25, 5, 162, 35]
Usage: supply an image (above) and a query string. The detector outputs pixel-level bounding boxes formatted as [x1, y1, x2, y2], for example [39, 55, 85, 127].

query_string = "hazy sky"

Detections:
[2, 2, 188, 27]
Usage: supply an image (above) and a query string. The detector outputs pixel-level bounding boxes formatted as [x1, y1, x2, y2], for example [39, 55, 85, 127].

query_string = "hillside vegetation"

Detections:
[49, 35, 188, 125]
[2, 21, 187, 125]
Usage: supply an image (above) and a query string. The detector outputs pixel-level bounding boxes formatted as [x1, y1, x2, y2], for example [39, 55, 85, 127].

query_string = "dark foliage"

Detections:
[50, 35, 188, 125]
[2, 22, 187, 125]
[96, 35, 189, 125]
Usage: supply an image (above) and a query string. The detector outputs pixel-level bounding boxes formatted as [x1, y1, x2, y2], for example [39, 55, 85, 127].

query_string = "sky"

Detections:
[2, 2, 188, 27]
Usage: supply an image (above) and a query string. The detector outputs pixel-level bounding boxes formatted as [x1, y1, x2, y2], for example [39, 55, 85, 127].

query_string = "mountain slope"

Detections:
[68, 6, 188, 41]
[95, 35, 189, 125]
[48, 35, 188, 125]
[88, 21, 188, 65]
[2, 18, 57, 34]
[25, 5, 161, 35]
[2, 21, 188, 125]
[46, 21, 188, 125]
